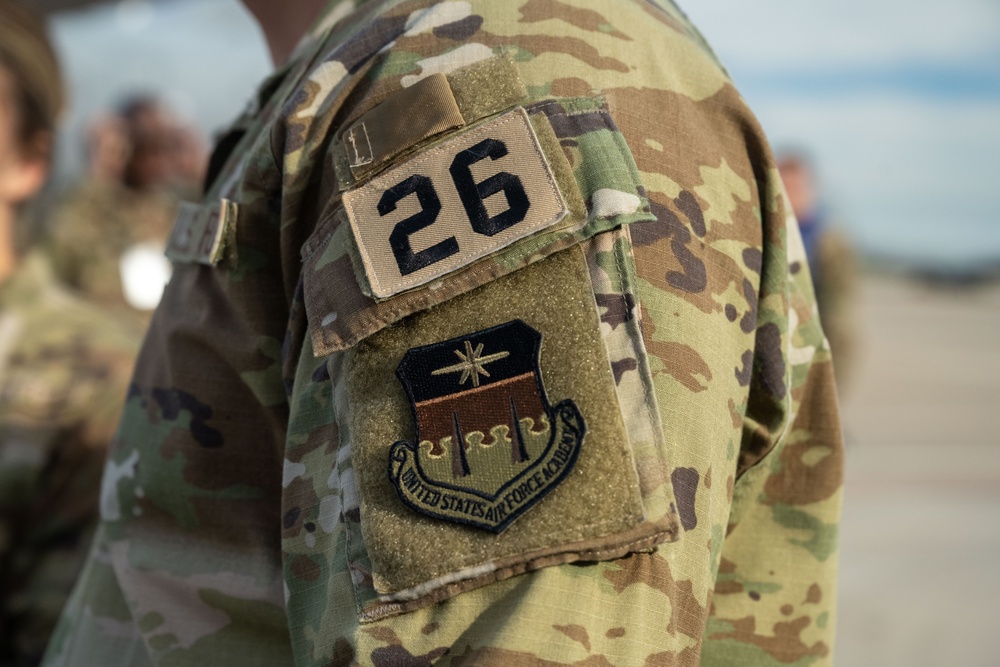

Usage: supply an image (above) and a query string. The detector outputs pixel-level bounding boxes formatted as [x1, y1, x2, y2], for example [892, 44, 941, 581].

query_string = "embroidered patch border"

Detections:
[388, 319, 585, 533]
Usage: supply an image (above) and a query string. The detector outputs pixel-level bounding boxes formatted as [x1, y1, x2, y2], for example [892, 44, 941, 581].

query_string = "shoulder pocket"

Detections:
[302, 96, 655, 355]
[299, 96, 681, 622]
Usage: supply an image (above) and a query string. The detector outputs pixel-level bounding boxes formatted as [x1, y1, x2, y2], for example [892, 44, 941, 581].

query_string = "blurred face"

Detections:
[86, 115, 130, 182]
[0, 65, 48, 207]
[124, 106, 178, 191]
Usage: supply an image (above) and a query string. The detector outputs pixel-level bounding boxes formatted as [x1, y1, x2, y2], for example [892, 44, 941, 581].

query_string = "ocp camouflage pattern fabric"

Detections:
[43, 1, 844, 665]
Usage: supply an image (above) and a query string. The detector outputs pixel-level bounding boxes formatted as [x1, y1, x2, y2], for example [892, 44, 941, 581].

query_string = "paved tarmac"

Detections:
[835, 275, 1000, 666]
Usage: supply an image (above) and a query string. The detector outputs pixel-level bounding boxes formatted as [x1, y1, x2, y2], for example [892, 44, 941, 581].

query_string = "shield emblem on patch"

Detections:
[389, 319, 586, 533]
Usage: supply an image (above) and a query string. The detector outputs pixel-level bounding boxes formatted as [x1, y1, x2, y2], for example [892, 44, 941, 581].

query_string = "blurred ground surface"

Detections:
[836, 275, 1000, 666]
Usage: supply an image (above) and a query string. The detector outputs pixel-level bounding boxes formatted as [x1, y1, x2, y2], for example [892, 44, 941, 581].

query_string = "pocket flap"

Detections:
[304, 97, 654, 355]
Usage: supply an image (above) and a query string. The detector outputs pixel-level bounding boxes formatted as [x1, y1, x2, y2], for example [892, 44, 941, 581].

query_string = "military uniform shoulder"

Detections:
[306, 0, 732, 90]
[281, 0, 736, 178]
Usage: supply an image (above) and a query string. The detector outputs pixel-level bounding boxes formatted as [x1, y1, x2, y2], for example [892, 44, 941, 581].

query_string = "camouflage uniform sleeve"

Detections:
[697, 184, 844, 664]
[280, 1, 843, 666]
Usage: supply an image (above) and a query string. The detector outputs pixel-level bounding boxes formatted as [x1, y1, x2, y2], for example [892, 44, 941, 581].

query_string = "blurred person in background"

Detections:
[0, 3, 139, 663]
[45, 95, 205, 324]
[171, 121, 208, 199]
[779, 151, 858, 390]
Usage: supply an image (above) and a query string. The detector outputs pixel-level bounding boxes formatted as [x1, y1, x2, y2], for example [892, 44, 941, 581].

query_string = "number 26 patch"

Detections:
[343, 108, 568, 299]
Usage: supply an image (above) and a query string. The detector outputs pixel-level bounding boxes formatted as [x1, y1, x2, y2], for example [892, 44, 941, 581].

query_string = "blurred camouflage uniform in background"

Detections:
[46, 181, 174, 318]
[46, 97, 204, 323]
[0, 254, 138, 665]
[809, 231, 855, 387]
[46, 0, 844, 665]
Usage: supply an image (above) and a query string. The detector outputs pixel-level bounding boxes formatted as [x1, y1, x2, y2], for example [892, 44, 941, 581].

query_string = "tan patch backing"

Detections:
[343, 108, 568, 299]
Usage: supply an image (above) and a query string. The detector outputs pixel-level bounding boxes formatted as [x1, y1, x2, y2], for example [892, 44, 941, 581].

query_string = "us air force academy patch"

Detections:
[343, 108, 568, 299]
[389, 320, 584, 533]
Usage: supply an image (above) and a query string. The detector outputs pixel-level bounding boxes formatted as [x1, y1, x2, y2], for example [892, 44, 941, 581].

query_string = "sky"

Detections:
[681, 0, 1000, 266]
[48, 0, 1000, 266]
[49, 0, 271, 176]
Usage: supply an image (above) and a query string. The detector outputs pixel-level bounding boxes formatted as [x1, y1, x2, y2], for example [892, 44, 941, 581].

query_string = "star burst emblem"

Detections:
[431, 340, 509, 387]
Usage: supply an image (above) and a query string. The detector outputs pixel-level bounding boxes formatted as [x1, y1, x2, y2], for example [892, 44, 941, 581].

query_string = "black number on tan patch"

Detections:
[344, 108, 568, 299]
[382, 174, 457, 276]
[382, 139, 530, 276]
[388, 320, 586, 534]
[450, 138, 530, 237]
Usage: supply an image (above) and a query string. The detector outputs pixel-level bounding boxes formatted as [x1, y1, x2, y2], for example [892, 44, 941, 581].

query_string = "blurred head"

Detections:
[85, 113, 130, 184]
[172, 123, 207, 188]
[777, 152, 819, 226]
[0, 2, 64, 208]
[118, 95, 179, 191]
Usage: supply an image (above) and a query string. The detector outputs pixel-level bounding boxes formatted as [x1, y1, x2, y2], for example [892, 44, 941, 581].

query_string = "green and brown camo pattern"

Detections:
[44, 1, 843, 665]
[0, 254, 139, 663]
[46, 180, 177, 323]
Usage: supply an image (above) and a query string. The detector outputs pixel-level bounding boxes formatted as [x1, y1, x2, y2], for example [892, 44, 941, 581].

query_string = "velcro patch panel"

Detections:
[305, 95, 656, 356]
[340, 246, 675, 619]
[341, 73, 466, 181]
